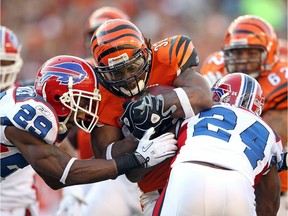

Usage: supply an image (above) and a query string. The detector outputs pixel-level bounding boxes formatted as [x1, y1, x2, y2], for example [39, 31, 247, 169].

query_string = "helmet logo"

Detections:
[40, 62, 87, 85]
[230, 38, 248, 46]
[108, 53, 129, 67]
[212, 83, 232, 103]
[0, 27, 20, 53]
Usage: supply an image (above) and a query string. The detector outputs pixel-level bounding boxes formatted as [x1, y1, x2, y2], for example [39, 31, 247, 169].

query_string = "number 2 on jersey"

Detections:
[193, 107, 269, 169]
[13, 104, 52, 139]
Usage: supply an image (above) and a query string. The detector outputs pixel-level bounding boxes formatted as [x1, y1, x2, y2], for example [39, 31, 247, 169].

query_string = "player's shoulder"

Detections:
[200, 50, 225, 75]
[5, 86, 59, 129]
[151, 35, 198, 69]
[258, 60, 287, 95]
[1, 86, 59, 144]
[271, 59, 288, 75]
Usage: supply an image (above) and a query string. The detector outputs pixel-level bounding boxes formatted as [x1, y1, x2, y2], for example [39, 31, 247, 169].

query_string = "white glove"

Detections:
[56, 185, 86, 216]
[135, 127, 178, 167]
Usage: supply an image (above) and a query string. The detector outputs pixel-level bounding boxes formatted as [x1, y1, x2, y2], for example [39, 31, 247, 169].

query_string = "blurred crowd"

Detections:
[2, 0, 287, 82]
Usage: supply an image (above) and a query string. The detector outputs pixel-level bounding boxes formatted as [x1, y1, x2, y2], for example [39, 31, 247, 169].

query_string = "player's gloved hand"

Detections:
[56, 185, 86, 216]
[120, 95, 176, 139]
[120, 100, 137, 134]
[133, 127, 177, 168]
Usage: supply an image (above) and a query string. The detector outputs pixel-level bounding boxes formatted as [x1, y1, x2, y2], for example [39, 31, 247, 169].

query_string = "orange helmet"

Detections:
[91, 19, 152, 98]
[84, 7, 130, 54]
[223, 15, 278, 78]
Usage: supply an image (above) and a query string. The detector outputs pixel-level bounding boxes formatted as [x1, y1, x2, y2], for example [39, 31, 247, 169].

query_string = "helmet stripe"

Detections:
[97, 43, 139, 63]
[240, 74, 254, 111]
[92, 23, 144, 63]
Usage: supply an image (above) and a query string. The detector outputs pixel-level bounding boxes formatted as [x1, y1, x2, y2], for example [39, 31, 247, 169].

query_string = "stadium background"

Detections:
[1, 0, 287, 215]
[2, 0, 287, 82]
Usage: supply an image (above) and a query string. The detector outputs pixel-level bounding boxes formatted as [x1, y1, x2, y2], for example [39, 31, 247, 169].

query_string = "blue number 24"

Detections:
[193, 107, 269, 169]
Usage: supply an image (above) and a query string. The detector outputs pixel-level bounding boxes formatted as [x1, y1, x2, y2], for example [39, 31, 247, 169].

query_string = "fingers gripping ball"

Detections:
[120, 85, 177, 139]
[134, 127, 178, 168]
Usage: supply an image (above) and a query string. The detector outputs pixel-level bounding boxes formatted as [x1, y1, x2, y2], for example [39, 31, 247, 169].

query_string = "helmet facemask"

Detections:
[0, 26, 23, 91]
[223, 15, 278, 78]
[97, 48, 151, 98]
[0, 58, 23, 90]
[60, 77, 101, 133]
[224, 47, 267, 78]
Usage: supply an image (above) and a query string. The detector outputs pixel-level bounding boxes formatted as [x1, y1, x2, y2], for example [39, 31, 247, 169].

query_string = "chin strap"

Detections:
[58, 111, 72, 134]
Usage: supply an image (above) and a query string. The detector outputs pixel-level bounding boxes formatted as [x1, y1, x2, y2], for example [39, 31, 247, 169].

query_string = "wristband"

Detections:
[60, 157, 77, 184]
[106, 142, 114, 160]
[173, 88, 195, 118]
[114, 153, 144, 175]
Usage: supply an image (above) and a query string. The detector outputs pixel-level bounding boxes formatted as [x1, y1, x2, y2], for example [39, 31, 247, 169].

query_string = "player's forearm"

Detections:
[65, 159, 118, 185]
[107, 134, 138, 159]
[167, 71, 212, 117]
[255, 165, 280, 216]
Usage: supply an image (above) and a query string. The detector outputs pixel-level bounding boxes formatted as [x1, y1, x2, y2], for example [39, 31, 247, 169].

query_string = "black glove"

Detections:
[120, 95, 176, 139]
[120, 100, 138, 134]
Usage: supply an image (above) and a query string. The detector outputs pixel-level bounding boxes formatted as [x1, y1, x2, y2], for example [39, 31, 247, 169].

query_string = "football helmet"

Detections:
[223, 15, 278, 78]
[34, 55, 101, 133]
[212, 73, 265, 116]
[84, 7, 130, 54]
[0, 26, 23, 91]
[91, 19, 152, 98]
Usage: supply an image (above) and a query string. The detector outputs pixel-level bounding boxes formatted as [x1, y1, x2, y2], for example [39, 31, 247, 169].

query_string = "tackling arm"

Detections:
[255, 164, 281, 216]
[4, 125, 176, 189]
[5, 126, 118, 189]
[90, 124, 139, 159]
[169, 69, 213, 117]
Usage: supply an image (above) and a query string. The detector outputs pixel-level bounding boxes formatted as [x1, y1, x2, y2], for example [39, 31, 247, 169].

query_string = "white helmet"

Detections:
[0, 26, 23, 91]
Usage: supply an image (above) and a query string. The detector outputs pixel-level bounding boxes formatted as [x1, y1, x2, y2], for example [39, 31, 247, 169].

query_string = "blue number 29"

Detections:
[13, 104, 52, 139]
[193, 107, 269, 169]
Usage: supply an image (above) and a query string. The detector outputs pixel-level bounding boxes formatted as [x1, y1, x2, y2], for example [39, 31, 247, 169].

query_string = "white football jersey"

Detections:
[0, 86, 59, 180]
[174, 103, 284, 186]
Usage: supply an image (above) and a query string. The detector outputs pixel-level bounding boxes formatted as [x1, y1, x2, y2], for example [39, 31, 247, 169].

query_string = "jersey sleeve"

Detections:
[200, 51, 226, 87]
[152, 35, 199, 73]
[3, 87, 59, 145]
[260, 60, 288, 112]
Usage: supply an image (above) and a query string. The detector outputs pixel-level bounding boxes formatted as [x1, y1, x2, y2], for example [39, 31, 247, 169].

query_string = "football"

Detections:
[132, 84, 175, 100]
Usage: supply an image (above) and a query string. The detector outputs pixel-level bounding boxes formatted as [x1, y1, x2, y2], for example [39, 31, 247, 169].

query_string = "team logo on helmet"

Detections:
[212, 83, 232, 103]
[40, 62, 87, 85]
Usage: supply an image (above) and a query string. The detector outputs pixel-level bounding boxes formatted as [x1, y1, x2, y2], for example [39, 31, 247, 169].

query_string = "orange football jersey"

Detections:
[201, 51, 288, 192]
[200, 51, 226, 87]
[97, 35, 198, 192]
[200, 51, 288, 113]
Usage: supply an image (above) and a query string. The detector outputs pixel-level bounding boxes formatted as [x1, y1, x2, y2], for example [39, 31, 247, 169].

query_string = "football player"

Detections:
[90, 19, 212, 215]
[0, 25, 40, 216]
[200, 15, 287, 213]
[153, 73, 284, 216]
[57, 7, 143, 216]
[1, 55, 177, 192]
